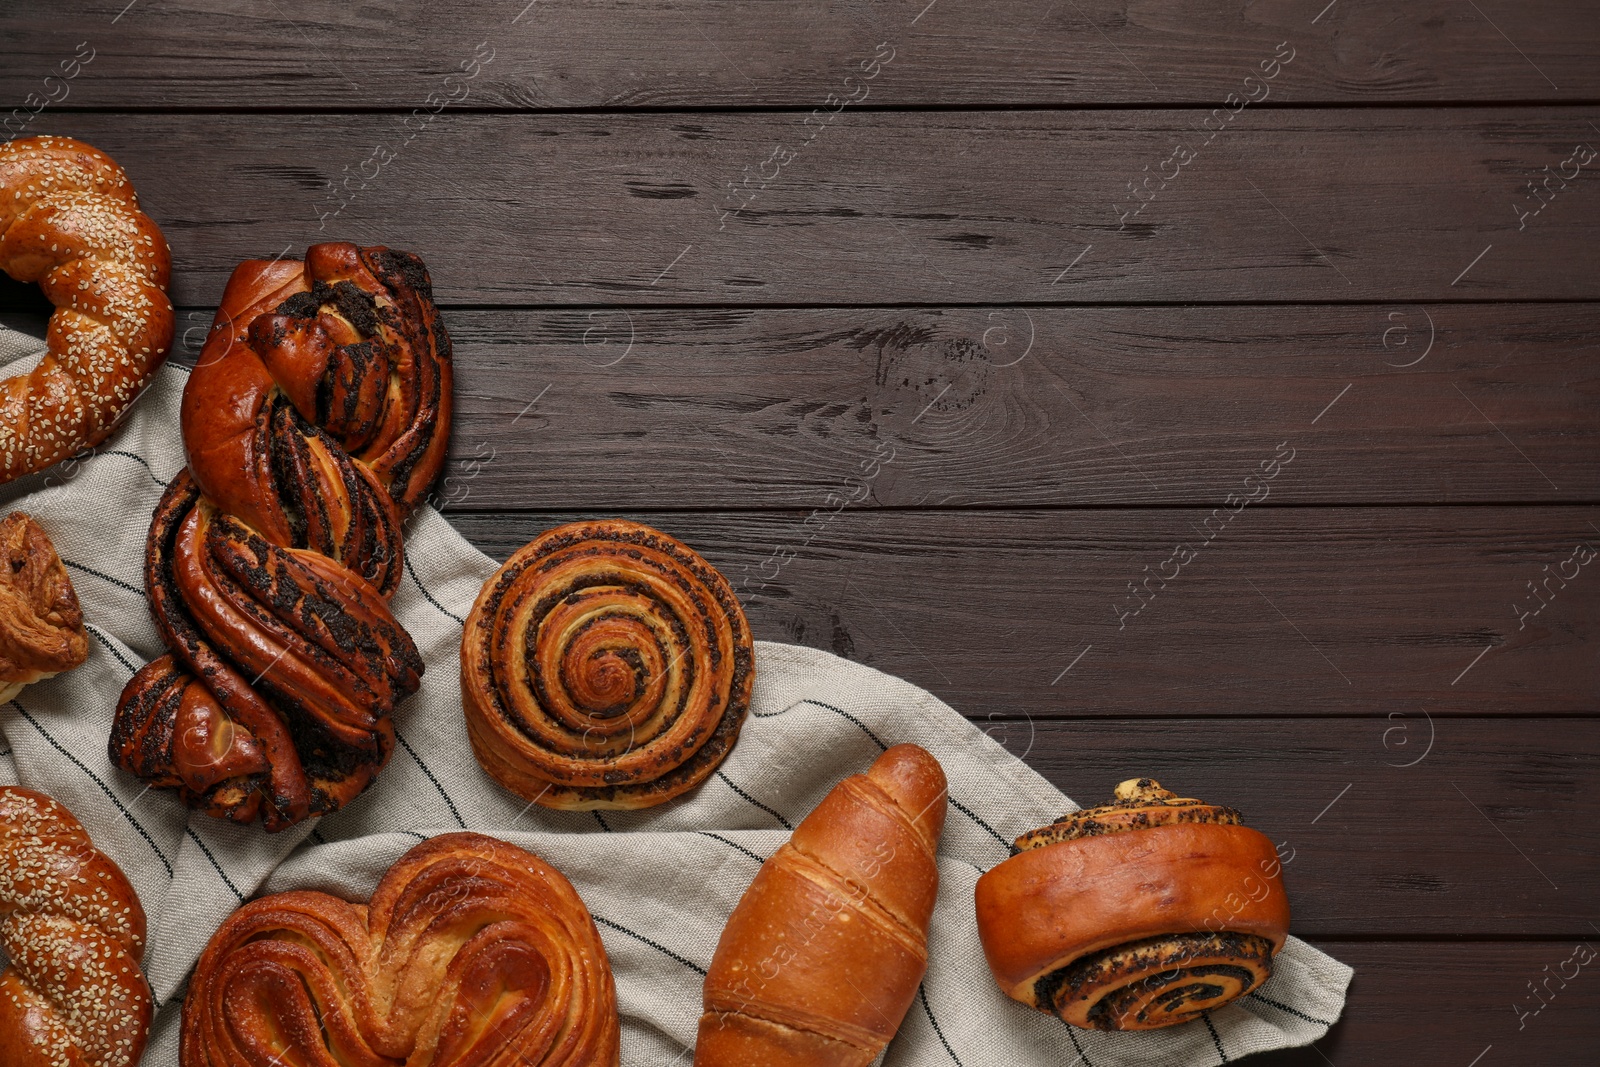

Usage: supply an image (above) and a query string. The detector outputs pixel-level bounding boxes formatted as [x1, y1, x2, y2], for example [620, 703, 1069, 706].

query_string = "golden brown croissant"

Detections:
[0, 786, 153, 1067]
[697, 744, 947, 1067]
[0, 136, 173, 484]
[461, 519, 754, 810]
[110, 242, 452, 830]
[975, 778, 1292, 1031]
[182, 831, 620, 1067]
[0, 512, 87, 701]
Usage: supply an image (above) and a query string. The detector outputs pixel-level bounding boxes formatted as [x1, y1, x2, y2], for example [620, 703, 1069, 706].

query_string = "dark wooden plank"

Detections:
[449, 507, 1600, 716]
[1013, 719, 1596, 938]
[423, 303, 1598, 508]
[1237, 942, 1598, 1065]
[6, 1, 1599, 108]
[13, 110, 1600, 305]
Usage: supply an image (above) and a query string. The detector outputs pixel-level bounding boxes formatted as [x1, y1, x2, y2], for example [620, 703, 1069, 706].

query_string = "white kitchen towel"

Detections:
[0, 323, 1351, 1066]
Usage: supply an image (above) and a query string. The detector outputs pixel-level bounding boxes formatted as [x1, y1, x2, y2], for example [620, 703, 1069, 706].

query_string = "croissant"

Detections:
[0, 786, 153, 1067]
[182, 831, 620, 1067]
[697, 744, 947, 1067]
[974, 778, 1292, 1031]
[110, 242, 452, 830]
[461, 519, 754, 810]
[0, 512, 88, 702]
[0, 135, 173, 484]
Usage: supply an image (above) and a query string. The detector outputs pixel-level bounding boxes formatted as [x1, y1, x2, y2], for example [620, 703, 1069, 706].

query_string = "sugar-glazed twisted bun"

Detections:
[181, 832, 620, 1067]
[0, 786, 152, 1067]
[698, 744, 947, 1067]
[461, 519, 754, 810]
[110, 242, 452, 830]
[975, 778, 1292, 1031]
[0, 136, 173, 482]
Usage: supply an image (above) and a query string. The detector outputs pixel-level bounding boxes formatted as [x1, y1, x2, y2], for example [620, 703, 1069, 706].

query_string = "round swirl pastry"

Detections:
[974, 779, 1291, 1031]
[0, 786, 152, 1067]
[110, 242, 452, 830]
[461, 519, 754, 810]
[0, 512, 88, 702]
[182, 832, 620, 1067]
[0, 135, 173, 483]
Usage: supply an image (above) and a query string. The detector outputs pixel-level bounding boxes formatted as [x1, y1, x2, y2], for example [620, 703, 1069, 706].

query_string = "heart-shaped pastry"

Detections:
[181, 832, 620, 1066]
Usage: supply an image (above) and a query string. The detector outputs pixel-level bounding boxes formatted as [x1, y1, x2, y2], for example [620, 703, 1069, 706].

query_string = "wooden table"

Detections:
[5, 2, 1598, 1062]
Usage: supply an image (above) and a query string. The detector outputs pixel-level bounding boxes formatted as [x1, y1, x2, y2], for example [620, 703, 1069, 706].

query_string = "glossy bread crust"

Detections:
[0, 512, 87, 700]
[974, 779, 1292, 1031]
[0, 136, 173, 483]
[696, 744, 947, 1067]
[110, 242, 452, 830]
[0, 786, 152, 1067]
[461, 519, 754, 810]
[181, 832, 620, 1067]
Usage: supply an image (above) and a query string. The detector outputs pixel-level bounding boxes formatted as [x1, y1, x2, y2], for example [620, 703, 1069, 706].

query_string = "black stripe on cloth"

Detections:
[752, 698, 889, 752]
[86, 624, 140, 675]
[97, 450, 167, 488]
[0, 747, 10, 758]
[592, 811, 612, 832]
[1203, 1013, 1230, 1063]
[696, 830, 766, 864]
[1248, 992, 1335, 1028]
[398, 829, 428, 842]
[404, 555, 466, 625]
[1067, 1029, 1098, 1067]
[947, 795, 1011, 854]
[11, 701, 173, 876]
[592, 914, 707, 975]
[185, 827, 245, 902]
[716, 770, 793, 830]
[309, 828, 328, 845]
[918, 983, 964, 1065]
[393, 730, 466, 828]
[62, 559, 142, 596]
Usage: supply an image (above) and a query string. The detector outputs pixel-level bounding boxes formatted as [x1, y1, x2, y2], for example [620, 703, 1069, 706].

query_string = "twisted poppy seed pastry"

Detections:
[975, 778, 1291, 1031]
[0, 136, 173, 483]
[461, 519, 754, 810]
[0, 786, 152, 1067]
[181, 832, 619, 1067]
[697, 744, 947, 1067]
[0, 512, 88, 702]
[110, 242, 452, 830]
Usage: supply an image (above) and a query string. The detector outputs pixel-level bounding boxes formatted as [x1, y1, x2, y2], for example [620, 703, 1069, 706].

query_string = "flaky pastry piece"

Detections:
[0, 512, 88, 702]
[975, 778, 1291, 1031]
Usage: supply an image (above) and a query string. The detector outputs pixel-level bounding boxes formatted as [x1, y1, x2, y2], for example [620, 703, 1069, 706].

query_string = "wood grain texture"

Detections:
[449, 507, 1600, 717]
[1014, 719, 1596, 938]
[5, 0, 1599, 108]
[1237, 942, 1598, 1065]
[9, 110, 1600, 305]
[414, 303, 1600, 507]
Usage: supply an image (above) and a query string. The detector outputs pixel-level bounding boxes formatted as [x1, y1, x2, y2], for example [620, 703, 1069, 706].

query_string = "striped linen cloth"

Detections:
[0, 323, 1350, 1066]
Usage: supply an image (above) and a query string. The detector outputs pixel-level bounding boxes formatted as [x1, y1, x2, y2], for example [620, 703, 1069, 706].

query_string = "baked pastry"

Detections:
[182, 831, 619, 1066]
[0, 135, 173, 483]
[0, 512, 87, 702]
[110, 242, 452, 830]
[974, 778, 1291, 1031]
[697, 744, 946, 1067]
[461, 519, 754, 810]
[0, 786, 152, 1067]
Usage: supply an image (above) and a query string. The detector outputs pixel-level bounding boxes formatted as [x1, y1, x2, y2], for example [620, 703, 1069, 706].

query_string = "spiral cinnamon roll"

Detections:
[974, 779, 1291, 1031]
[461, 519, 753, 810]
[181, 832, 620, 1067]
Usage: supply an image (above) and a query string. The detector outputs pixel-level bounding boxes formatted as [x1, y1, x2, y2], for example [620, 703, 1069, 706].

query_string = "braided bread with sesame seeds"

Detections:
[0, 786, 152, 1067]
[0, 136, 173, 484]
